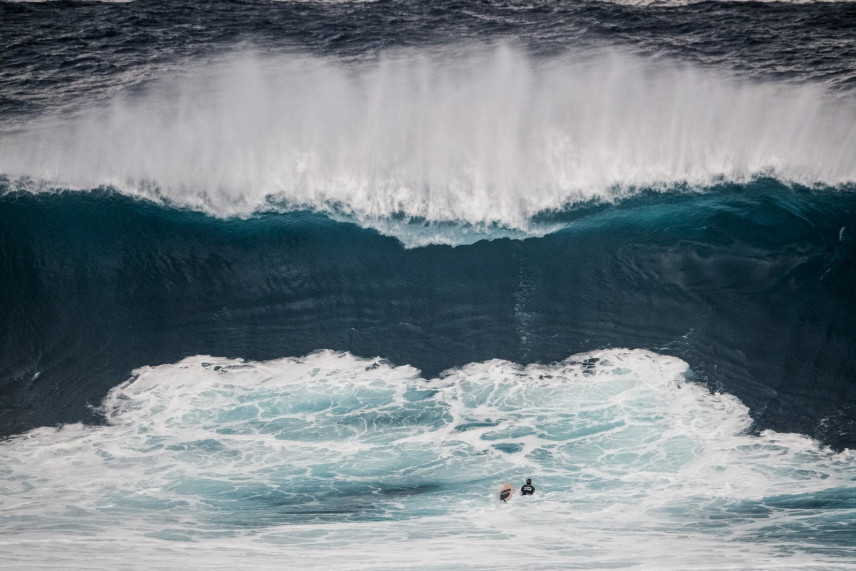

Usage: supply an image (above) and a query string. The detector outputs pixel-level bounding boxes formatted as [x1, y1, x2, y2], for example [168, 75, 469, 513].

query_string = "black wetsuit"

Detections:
[521, 484, 535, 495]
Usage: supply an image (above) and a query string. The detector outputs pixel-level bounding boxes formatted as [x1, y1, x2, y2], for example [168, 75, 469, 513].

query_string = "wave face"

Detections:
[1, 350, 854, 568]
[2, 47, 856, 238]
[2, 184, 856, 451]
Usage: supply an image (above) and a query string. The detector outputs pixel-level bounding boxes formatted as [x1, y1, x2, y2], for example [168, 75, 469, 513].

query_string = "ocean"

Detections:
[1, 0, 855, 568]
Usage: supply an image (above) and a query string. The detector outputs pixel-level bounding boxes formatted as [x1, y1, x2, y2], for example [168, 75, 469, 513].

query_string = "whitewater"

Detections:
[2, 350, 854, 569]
[2, 46, 856, 246]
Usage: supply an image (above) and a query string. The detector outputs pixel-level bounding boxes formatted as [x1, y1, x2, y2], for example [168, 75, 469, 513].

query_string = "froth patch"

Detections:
[0, 348, 854, 568]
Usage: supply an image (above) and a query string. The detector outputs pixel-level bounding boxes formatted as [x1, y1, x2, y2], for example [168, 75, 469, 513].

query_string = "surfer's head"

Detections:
[526, 479, 532, 484]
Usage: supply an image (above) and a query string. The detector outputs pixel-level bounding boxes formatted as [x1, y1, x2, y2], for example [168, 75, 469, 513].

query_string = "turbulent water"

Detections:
[2, 0, 856, 569]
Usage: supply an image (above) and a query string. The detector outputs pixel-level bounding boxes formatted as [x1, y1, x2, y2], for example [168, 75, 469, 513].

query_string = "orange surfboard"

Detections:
[499, 483, 513, 502]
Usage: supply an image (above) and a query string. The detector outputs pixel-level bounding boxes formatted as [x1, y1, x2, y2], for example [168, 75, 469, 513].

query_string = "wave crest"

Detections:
[2, 45, 855, 230]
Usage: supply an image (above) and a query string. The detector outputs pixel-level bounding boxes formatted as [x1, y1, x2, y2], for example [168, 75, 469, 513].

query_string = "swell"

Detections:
[2, 180, 855, 448]
[3, 0, 856, 121]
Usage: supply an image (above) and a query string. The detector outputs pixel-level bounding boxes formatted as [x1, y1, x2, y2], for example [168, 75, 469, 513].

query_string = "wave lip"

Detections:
[2, 46, 855, 238]
[0, 349, 853, 568]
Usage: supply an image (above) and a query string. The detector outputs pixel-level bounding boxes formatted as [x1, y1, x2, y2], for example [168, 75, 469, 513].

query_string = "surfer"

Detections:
[500, 483, 512, 502]
[521, 478, 534, 496]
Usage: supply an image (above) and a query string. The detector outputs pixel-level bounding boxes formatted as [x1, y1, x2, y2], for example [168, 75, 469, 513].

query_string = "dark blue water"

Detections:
[2, 0, 856, 440]
[4, 0, 856, 116]
[2, 0, 856, 441]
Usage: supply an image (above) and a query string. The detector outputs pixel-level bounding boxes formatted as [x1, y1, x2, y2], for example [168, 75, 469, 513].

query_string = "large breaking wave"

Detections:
[3, 2, 856, 569]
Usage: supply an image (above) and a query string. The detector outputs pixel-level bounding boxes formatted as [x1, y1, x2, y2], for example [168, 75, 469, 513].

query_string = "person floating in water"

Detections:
[521, 478, 535, 496]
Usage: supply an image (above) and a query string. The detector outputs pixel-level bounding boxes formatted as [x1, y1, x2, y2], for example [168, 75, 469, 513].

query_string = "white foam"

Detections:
[1, 46, 855, 243]
[0, 349, 853, 568]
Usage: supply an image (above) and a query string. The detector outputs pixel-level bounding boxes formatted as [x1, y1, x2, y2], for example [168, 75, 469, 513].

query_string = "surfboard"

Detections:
[500, 483, 512, 502]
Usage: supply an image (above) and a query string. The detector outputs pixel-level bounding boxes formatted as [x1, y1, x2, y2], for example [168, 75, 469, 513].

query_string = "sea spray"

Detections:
[2, 46, 855, 229]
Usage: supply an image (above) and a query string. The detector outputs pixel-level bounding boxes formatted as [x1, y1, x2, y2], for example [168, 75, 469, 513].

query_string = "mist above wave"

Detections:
[2, 45, 855, 231]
